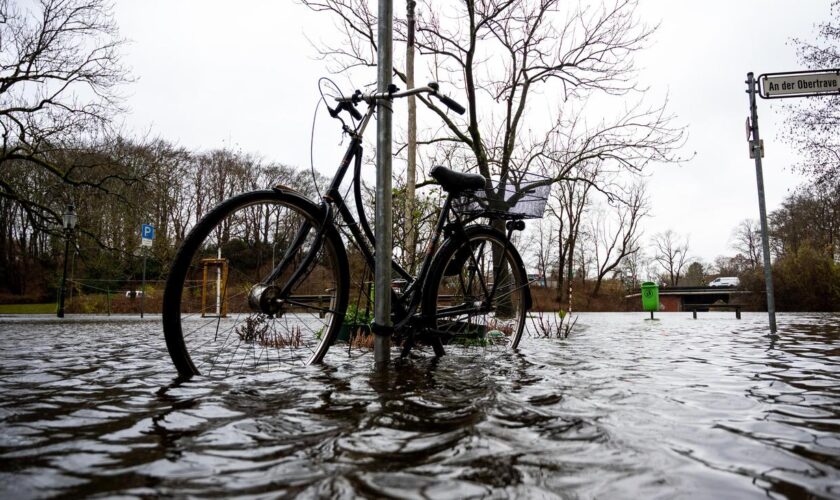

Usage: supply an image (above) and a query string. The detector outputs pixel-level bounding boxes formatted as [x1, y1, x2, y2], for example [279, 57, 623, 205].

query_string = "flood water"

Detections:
[0, 312, 838, 498]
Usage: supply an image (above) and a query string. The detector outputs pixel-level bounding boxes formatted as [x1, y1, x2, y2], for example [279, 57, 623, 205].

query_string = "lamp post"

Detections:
[57, 204, 77, 318]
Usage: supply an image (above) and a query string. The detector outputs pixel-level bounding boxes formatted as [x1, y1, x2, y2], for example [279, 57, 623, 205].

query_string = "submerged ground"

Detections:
[0, 312, 837, 498]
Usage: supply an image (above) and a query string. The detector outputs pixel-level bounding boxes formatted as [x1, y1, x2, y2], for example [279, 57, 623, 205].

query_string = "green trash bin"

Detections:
[641, 281, 659, 312]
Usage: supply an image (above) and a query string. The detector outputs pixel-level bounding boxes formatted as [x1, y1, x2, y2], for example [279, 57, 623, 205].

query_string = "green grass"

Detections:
[0, 303, 55, 314]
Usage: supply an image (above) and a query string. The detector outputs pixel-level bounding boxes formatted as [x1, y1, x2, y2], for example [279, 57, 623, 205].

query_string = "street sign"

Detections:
[140, 224, 154, 249]
[745, 116, 752, 141]
[759, 69, 840, 99]
[749, 139, 764, 159]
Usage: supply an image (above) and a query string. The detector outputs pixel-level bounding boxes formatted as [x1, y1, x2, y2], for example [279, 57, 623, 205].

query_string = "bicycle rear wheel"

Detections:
[422, 225, 529, 356]
[162, 190, 349, 377]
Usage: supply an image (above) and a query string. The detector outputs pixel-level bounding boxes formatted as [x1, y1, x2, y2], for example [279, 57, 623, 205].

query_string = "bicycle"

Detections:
[162, 81, 549, 377]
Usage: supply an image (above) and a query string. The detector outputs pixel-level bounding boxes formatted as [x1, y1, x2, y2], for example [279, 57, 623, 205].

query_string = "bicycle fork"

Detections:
[248, 204, 332, 317]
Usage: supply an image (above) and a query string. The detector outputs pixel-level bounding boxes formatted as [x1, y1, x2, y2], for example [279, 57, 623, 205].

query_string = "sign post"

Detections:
[744, 68, 838, 334]
[140, 224, 154, 318]
[746, 72, 777, 334]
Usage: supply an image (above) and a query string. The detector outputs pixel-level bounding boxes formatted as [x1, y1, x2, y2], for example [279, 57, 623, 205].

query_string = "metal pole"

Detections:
[57, 229, 70, 318]
[140, 250, 147, 319]
[746, 72, 777, 334]
[373, 0, 394, 367]
[404, 0, 417, 274]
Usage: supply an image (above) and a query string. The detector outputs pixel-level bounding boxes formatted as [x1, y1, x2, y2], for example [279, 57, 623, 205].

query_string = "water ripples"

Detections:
[0, 312, 838, 498]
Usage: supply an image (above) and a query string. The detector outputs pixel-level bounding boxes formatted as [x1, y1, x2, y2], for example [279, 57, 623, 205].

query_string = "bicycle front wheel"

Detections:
[162, 190, 349, 377]
[422, 225, 529, 356]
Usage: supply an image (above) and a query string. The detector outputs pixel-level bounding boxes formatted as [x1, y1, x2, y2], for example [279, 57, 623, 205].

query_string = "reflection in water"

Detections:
[0, 313, 838, 497]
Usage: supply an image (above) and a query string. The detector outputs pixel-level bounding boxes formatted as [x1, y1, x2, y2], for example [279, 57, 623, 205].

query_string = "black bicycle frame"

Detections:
[266, 102, 525, 327]
[266, 104, 458, 325]
[324, 152, 456, 326]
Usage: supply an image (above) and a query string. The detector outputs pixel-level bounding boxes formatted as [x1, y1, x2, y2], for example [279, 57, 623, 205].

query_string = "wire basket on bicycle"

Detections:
[452, 170, 550, 220]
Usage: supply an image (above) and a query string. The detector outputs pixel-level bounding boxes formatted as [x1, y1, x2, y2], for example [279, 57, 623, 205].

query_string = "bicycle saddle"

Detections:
[430, 166, 486, 193]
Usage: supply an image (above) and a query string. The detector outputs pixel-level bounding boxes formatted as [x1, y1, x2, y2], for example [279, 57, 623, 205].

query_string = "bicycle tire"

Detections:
[422, 225, 530, 354]
[162, 189, 349, 377]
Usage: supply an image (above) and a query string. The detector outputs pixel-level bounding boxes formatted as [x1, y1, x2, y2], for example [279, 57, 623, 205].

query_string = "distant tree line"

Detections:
[303, 0, 688, 313]
[783, 0, 840, 187]
[636, 180, 839, 311]
[0, 138, 320, 299]
[746, 180, 840, 311]
[0, 0, 327, 300]
[1, 0, 836, 314]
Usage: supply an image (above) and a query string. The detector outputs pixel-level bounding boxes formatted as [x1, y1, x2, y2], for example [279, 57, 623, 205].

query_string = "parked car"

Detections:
[708, 277, 739, 288]
[125, 290, 145, 298]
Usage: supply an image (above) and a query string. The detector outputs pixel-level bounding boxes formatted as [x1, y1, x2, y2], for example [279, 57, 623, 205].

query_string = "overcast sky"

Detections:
[113, 0, 829, 264]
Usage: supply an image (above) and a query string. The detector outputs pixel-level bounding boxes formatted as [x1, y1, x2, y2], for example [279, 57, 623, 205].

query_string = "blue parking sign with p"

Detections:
[141, 224, 155, 240]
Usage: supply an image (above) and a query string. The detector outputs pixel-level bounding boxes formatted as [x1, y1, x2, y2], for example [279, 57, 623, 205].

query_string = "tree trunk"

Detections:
[556, 226, 566, 303]
[565, 235, 576, 309]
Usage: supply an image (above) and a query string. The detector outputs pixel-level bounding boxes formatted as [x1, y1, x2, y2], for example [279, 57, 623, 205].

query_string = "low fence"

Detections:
[61, 279, 167, 316]
[44, 280, 650, 315]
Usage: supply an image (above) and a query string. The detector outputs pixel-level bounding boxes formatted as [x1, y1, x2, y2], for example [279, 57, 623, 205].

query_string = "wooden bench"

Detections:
[687, 304, 742, 319]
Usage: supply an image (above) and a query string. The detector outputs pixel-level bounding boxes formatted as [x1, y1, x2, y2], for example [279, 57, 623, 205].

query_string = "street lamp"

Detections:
[57, 205, 77, 318]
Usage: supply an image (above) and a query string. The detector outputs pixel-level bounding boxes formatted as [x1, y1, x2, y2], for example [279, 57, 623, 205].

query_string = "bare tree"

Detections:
[619, 243, 646, 290]
[730, 218, 761, 270]
[712, 254, 751, 277]
[525, 216, 557, 286]
[575, 228, 595, 283]
[407, 0, 683, 186]
[547, 173, 593, 305]
[302, 0, 686, 214]
[403, 0, 419, 273]
[588, 181, 649, 296]
[651, 229, 689, 286]
[782, 1, 840, 186]
[0, 0, 130, 230]
[389, 179, 443, 272]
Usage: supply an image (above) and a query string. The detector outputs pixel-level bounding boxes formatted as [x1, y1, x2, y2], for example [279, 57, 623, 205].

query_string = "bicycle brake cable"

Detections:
[309, 94, 323, 200]
[311, 77, 350, 199]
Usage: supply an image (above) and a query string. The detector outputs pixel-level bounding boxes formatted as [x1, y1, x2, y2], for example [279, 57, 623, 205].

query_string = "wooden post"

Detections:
[201, 264, 208, 317]
[200, 258, 228, 318]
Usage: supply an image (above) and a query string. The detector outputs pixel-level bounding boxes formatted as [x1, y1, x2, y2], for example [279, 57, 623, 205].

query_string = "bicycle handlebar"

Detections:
[329, 101, 363, 120]
[335, 82, 466, 116]
[435, 93, 466, 115]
